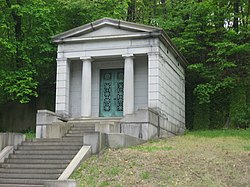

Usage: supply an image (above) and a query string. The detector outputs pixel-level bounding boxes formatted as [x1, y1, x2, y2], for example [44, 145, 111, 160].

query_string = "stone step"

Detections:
[71, 123, 96, 128]
[22, 141, 83, 146]
[65, 134, 85, 137]
[68, 118, 121, 123]
[62, 137, 82, 141]
[0, 184, 43, 187]
[0, 168, 64, 174]
[1, 163, 67, 169]
[9, 154, 75, 160]
[14, 150, 79, 155]
[0, 173, 59, 180]
[6, 159, 71, 164]
[17, 145, 82, 150]
[0, 178, 47, 185]
[33, 138, 80, 142]
[68, 130, 95, 134]
[70, 126, 95, 130]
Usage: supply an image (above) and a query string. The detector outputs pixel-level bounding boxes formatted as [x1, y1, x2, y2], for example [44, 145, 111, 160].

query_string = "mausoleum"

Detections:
[0, 18, 188, 186]
[37, 18, 187, 140]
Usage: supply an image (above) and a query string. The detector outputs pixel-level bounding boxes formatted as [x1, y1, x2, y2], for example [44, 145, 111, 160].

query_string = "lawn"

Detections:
[71, 129, 250, 187]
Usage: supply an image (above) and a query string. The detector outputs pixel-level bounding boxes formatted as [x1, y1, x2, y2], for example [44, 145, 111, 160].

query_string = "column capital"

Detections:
[122, 54, 134, 59]
[80, 56, 93, 62]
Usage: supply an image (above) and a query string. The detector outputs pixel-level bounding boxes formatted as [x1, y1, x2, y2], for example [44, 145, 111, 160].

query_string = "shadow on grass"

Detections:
[186, 128, 250, 140]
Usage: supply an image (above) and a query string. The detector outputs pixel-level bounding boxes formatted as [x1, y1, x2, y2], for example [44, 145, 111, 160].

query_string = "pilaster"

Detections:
[148, 52, 160, 109]
[55, 58, 70, 116]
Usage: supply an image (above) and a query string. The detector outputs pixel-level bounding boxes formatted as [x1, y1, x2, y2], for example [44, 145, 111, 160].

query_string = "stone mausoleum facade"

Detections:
[37, 18, 187, 140]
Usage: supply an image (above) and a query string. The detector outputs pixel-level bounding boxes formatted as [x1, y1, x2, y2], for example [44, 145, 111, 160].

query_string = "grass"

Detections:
[186, 128, 250, 139]
[140, 171, 150, 180]
[130, 145, 172, 152]
[71, 129, 250, 187]
[243, 146, 250, 151]
[24, 131, 36, 139]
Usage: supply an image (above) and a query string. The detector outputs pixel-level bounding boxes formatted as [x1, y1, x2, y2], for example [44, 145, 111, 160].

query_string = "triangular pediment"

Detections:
[79, 25, 142, 38]
[52, 18, 188, 67]
[52, 18, 162, 42]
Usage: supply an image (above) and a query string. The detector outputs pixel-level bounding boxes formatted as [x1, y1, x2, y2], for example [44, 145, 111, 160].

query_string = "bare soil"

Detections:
[71, 134, 250, 187]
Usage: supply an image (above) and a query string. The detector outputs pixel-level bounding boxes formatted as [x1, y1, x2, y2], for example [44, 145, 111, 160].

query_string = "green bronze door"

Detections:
[100, 69, 124, 117]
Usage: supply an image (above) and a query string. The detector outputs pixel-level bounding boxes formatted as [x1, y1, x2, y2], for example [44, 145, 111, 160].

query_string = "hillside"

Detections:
[71, 129, 250, 187]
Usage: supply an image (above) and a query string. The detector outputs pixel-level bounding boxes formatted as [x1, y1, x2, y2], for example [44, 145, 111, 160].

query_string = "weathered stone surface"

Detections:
[107, 133, 145, 148]
[82, 132, 107, 154]
[0, 133, 25, 151]
[44, 180, 77, 187]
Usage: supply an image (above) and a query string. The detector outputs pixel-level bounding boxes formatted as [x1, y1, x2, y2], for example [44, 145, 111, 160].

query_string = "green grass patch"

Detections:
[114, 184, 122, 187]
[25, 131, 36, 139]
[105, 166, 120, 176]
[243, 146, 250, 151]
[99, 181, 110, 187]
[131, 145, 172, 152]
[140, 171, 150, 180]
[186, 128, 250, 140]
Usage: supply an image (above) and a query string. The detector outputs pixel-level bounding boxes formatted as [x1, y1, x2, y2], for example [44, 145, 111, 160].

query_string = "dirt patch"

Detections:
[71, 135, 250, 187]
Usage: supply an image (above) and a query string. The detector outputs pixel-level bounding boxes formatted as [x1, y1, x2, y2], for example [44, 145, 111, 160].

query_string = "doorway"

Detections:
[99, 69, 124, 117]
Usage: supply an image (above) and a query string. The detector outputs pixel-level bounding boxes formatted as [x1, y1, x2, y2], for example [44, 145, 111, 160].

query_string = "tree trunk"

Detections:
[127, 0, 136, 22]
[246, 0, 250, 28]
[233, 1, 239, 32]
[6, 0, 23, 66]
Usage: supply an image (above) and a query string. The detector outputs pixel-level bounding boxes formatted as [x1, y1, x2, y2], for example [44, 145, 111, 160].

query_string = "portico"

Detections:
[56, 53, 145, 118]
[74, 54, 136, 118]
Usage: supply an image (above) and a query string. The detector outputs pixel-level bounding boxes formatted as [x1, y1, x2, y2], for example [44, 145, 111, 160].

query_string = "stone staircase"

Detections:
[64, 122, 95, 139]
[0, 122, 95, 186]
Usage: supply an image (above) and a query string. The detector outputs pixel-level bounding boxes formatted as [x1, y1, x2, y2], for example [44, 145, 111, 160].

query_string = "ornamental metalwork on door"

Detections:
[100, 69, 124, 117]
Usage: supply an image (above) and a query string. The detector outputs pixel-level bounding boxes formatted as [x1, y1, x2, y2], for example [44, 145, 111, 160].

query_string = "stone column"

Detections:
[123, 54, 134, 115]
[80, 57, 93, 117]
[55, 58, 70, 117]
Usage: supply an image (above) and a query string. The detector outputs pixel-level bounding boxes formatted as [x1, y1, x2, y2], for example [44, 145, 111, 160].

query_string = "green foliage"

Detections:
[193, 102, 210, 130]
[25, 131, 36, 140]
[0, 0, 58, 105]
[194, 83, 215, 104]
[0, 69, 38, 103]
[230, 86, 250, 128]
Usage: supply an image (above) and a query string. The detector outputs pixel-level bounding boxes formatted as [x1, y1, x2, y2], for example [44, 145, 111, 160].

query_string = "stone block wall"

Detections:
[121, 108, 185, 140]
[0, 133, 25, 151]
[158, 42, 185, 129]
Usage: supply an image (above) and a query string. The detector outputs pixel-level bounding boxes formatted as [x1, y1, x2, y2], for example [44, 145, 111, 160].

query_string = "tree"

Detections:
[0, 0, 249, 129]
[0, 0, 60, 104]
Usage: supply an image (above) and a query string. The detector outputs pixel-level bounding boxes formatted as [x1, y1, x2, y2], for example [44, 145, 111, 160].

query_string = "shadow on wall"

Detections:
[0, 95, 54, 132]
